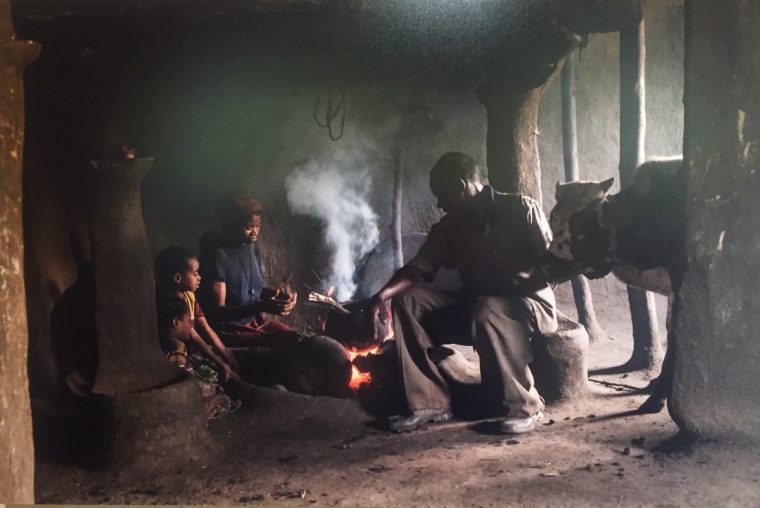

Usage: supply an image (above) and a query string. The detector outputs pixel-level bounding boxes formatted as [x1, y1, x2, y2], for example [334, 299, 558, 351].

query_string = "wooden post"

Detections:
[391, 147, 404, 271]
[619, 16, 662, 371]
[561, 50, 606, 343]
[0, 0, 40, 501]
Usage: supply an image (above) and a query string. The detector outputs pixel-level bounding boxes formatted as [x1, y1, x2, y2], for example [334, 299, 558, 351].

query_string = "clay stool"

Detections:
[531, 313, 589, 402]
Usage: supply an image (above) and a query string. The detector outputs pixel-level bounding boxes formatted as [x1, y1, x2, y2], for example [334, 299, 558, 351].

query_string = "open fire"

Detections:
[347, 345, 381, 390]
[313, 289, 395, 392]
[345, 306, 394, 390]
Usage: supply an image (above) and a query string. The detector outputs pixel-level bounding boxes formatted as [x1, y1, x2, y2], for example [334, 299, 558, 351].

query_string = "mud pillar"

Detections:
[0, 1, 39, 501]
[619, 15, 662, 371]
[670, 0, 760, 440]
[478, 25, 580, 204]
[87, 158, 207, 465]
[88, 158, 182, 394]
[561, 50, 606, 343]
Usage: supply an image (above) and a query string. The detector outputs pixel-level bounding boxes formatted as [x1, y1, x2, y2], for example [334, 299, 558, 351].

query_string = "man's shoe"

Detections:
[495, 411, 543, 435]
[387, 409, 453, 433]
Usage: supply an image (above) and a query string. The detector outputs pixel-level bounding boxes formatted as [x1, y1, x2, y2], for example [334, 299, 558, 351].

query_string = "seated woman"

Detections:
[198, 193, 351, 396]
[200, 194, 298, 346]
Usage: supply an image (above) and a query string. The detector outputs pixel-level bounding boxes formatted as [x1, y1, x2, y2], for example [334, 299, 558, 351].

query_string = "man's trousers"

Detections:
[392, 288, 557, 418]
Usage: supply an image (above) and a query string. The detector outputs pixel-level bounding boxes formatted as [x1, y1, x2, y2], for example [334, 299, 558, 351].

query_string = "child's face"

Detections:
[239, 214, 262, 244]
[175, 257, 201, 292]
[172, 313, 193, 341]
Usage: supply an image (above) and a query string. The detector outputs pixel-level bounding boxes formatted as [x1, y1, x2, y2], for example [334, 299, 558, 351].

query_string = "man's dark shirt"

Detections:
[407, 186, 556, 331]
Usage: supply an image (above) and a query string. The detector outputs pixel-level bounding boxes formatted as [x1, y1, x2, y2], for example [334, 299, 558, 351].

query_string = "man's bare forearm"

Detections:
[373, 265, 425, 303]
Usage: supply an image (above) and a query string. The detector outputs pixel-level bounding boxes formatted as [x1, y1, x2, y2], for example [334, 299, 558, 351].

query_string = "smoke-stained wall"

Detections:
[19, 0, 683, 417]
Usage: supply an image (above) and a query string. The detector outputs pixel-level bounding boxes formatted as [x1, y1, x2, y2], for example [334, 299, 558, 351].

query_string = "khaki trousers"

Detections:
[393, 288, 557, 418]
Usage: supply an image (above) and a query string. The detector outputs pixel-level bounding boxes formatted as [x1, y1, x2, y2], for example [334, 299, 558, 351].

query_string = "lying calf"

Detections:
[540, 156, 684, 413]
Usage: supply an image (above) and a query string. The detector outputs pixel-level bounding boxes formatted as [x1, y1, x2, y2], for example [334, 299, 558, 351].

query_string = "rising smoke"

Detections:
[285, 162, 379, 301]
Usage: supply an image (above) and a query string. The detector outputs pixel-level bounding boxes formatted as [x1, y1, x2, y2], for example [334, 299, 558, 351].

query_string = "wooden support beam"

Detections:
[391, 147, 404, 271]
[0, 0, 40, 501]
[619, 17, 662, 372]
[560, 50, 607, 343]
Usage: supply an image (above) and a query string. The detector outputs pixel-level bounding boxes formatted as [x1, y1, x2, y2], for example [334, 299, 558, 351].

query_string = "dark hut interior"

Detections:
[1, 0, 760, 505]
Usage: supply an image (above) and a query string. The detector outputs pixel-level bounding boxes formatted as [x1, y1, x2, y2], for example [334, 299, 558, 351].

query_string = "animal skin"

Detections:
[541, 156, 684, 413]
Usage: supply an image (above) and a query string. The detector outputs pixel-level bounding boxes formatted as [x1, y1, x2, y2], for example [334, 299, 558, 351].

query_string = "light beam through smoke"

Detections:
[285, 162, 379, 301]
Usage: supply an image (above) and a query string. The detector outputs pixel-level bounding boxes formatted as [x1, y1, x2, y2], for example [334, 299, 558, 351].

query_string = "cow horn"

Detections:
[600, 177, 615, 193]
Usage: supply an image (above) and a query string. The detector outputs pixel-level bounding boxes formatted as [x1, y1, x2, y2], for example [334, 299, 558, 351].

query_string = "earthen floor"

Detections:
[37, 325, 760, 507]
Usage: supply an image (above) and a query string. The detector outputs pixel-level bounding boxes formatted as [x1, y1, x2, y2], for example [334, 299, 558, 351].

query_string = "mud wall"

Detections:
[18, 1, 683, 419]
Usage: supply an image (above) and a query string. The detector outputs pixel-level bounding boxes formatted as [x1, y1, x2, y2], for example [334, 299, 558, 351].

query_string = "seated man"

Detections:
[368, 152, 557, 434]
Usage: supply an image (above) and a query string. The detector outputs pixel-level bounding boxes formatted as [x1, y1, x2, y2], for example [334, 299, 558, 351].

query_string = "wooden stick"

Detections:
[561, 50, 607, 343]
[619, 15, 662, 371]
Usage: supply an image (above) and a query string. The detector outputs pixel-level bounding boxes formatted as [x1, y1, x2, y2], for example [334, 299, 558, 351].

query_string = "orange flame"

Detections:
[347, 345, 381, 390]
[346, 308, 394, 391]
[349, 365, 372, 390]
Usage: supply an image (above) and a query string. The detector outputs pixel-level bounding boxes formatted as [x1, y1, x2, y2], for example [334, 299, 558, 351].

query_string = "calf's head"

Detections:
[541, 177, 616, 283]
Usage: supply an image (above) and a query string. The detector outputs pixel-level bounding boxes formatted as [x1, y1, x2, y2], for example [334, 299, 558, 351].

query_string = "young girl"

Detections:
[155, 246, 239, 382]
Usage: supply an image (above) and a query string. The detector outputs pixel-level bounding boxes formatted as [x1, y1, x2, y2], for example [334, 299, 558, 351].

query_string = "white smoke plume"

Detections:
[285, 162, 379, 301]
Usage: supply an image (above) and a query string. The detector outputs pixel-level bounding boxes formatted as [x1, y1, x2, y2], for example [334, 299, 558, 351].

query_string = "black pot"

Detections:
[322, 298, 391, 350]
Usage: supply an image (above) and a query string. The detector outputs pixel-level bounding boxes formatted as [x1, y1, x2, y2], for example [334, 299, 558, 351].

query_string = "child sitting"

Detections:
[155, 246, 239, 382]
[157, 293, 241, 419]
[156, 293, 194, 369]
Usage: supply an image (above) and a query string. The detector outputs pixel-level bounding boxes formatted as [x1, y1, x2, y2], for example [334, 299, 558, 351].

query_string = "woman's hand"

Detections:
[258, 289, 298, 316]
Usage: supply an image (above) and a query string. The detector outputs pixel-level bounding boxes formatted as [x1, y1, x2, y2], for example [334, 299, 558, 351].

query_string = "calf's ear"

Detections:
[599, 177, 615, 194]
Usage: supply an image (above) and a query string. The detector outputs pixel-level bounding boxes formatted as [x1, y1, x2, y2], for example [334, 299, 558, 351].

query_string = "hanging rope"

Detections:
[313, 86, 346, 141]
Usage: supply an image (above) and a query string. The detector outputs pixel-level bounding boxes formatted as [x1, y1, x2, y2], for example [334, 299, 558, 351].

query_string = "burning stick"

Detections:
[310, 267, 324, 285]
[307, 290, 350, 314]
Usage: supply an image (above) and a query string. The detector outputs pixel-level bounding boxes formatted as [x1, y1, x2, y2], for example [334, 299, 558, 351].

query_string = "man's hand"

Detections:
[365, 294, 388, 342]
[363, 265, 423, 341]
